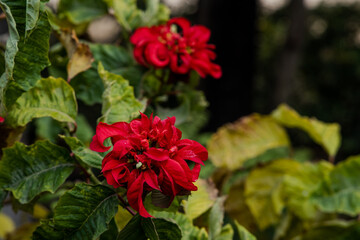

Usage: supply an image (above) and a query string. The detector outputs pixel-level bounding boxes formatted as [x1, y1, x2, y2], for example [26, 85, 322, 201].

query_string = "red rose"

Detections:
[90, 113, 208, 217]
[130, 18, 222, 79]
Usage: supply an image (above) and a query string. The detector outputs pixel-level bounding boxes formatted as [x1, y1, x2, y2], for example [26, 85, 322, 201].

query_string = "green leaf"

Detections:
[114, 206, 133, 231]
[61, 136, 102, 169]
[35, 117, 63, 142]
[6, 77, 77, 127]
[283, 161, 333, 220]
[75, 114, 94, 144]
[311, 155, 360, 216]
[149, 212, 208, 240]
[104, 0, 170, 32]
[208, 114, 290, 170]
[208, 196, 227, 240]
[183, 179, 218, 221]
[0, 213, 15, 238]
[57, 0, 108, 25]
[5, 7, 51, 107]
[34, 184, 119, 239]
[70, 44, 142, 105]
[0, 0, 50, 108]
[0, 140, 75, 203]
[156, 85, 209, 139]
[244, 159, 301, 229]
[234, 221, 256, 240]
[142, 218, 182, 240]
[98, 62, 144, 124]
[52, 184, 118, 240]
[294, 221, 360, 240]
[271, 104, 341, 157]
[116, 214, 147, 240]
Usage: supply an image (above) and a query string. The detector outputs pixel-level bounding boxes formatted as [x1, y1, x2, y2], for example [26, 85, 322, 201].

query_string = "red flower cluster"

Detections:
[90, 113, 208, 217]
[130, 17, 222, 79]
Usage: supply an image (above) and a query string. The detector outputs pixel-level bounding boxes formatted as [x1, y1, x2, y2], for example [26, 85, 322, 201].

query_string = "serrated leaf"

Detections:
[244, 159, 301, 229]
[271, 104, 341, 157]
[183, 179, 218, 221]
[311, 155, 360, 216]
[6, 77, 77, 127]
[0, 0, 50, 108]
[0, 140, 75, 203]
[98, 62, 144, 124]
[234, 221, 256, 240]
[208, 114, 290, 170]
[5, 7, 51, 107]
[149, 212, 208, 240]
[142, 218, 182, 240]
[51, 184, 119, 240]
[61, 136, 102, 169]
[57, 0, 108, 25]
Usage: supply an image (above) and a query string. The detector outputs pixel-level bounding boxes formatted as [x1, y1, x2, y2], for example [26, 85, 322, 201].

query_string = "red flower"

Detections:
[0, 116, 4, 123]
[90, 113, 208, 217]
[130, 17, 222, 79]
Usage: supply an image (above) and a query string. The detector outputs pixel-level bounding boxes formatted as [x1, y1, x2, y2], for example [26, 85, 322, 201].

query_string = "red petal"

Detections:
[144, 169, 160, 190]
[90, 122, 130, 152]
[168, 17, 191, 36]
[144, 148, 169, 161]
[0, 117, 4, 123]
[164, 159, 197, 191]
[145, 42, 170, 67]
[127, 172, 152, 218]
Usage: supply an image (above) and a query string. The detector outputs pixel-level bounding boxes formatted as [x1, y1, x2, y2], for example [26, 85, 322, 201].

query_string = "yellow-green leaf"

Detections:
[0, 213, 15, 238]
[98, 62, 144, 124]
[183, 179, 218, 220]
[244, 159, 301, 229]
[208, 114, 290, 170]
[6, 77, 77, 127]
[271, 104, 341, 157]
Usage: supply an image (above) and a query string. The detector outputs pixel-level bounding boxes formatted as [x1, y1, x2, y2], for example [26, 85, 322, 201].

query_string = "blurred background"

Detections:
[178, 0, 360, 161]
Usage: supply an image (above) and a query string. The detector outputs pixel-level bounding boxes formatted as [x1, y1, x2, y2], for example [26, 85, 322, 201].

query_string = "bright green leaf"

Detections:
[184, 179, 218, 221]
[0, 140, 75, 203]
[271, 104, 341, 157]
[98, 62, 144, 124]
[61, 136, 102, 169]
[7, 77, 77, 127]
[244, 159, 301, 229]
[208, 114, 290, 170]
